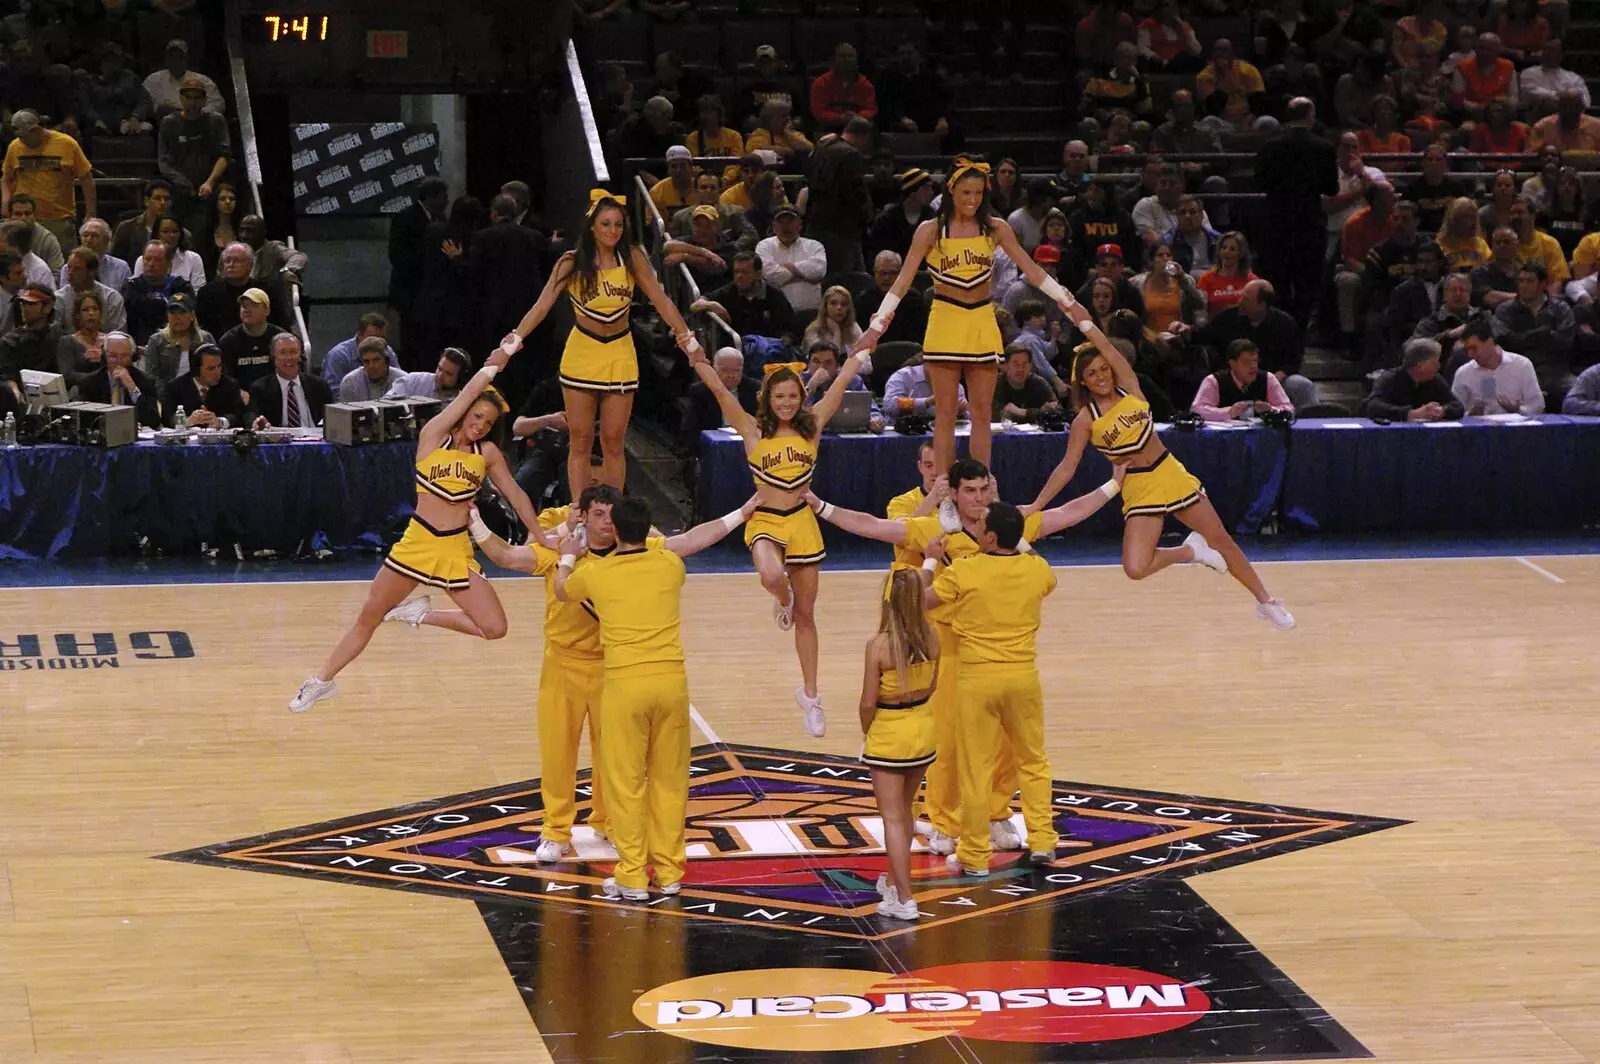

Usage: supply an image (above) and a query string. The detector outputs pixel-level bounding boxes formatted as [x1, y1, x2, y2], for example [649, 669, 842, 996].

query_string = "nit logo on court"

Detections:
[166, 745, 1403, 1062]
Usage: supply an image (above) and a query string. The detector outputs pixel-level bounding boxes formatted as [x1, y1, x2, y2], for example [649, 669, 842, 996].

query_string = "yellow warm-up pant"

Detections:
[538, 646, 608, 844]
[596, 662, 691, 891]
[920, 621, 1019, 838]
[954, 663, 1055, 873]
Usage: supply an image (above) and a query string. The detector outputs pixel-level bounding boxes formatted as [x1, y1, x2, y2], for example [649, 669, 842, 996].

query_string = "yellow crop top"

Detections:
[566, 264, 635, 326]
[415, 440, 485, 502]
[925, 232, 996, 292]
[1087, 388, 1154, 458]
[877, 655, 937, 708]
[747, 433, 818, 491]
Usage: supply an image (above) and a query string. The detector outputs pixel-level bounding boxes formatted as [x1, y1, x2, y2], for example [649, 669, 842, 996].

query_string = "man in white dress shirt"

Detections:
[1452, 320, 1544, 415]
[385, 347, 469, 401]
[756, 205, 827, 314]
[1518, 40, 1588, 118]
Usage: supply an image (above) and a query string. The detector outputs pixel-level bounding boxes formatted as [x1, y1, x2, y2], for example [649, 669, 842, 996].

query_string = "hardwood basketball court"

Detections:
[1, 552, 1597, 1062]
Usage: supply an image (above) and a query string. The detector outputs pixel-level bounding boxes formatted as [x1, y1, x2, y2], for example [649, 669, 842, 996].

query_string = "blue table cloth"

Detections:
[0, 440, 417, 560]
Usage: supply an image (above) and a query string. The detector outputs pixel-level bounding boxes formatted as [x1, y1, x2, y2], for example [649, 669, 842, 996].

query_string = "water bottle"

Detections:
[173, 405, 187, 431]
[2, 412, 15, 448]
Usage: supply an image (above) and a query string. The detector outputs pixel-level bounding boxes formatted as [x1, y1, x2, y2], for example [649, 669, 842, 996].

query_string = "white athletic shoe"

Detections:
[944, 853, 987, 878]
[990, 819, 1023, 851]
[1183, 532, 1227, 574]
[796, 687, 826, 737]
[938, 499, 962, 533]
[288, 676, 336, 713]
[383, 595, 432, 628]
[772, 588, 795, 632]
[533, 838, 571, 863]
[878, 885, 919, 920]
[589, 824, 608, 842]
[658, 880, 682, 896]
[601, 877, 649, 901]
[1027, 851, 1056, 867]
[876, 873, 892, 900]
[1256, 598, 1298, 631]
[925, 829, 956, 855]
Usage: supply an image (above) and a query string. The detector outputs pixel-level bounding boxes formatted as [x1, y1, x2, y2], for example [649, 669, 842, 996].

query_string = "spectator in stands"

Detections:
[1478, 171, 1521, 237]
[1538, 171, 1588, 263]
[742, 171, 786, 244]
[1153, 91, 1227, 192]
[856, 250, 925, 346]
[238, 214, 307, 288]
[414, 195, 484, 356]
[84, 43, 148, 137]
[1561, 362, 1600, 414]
[321, 313, 399, 384]
[1399, 41, 1453, 135]
[78, 332, 160, 427]
[1134, 170, 1212, 258]
[692, 250, 798, 340]
[338, 336, 405, 402]
[195, 182, 239, 280]
[682, 346, 757, 446]
[1077, 0, 1137, 70]
[866, 150, 902, 213]
[757, 205, 827, 316]
[1253, 0, 1309, 69]
[591, 62, 637, 145]
[1334, 181, 1397, 353]
[802, 285, 863, 353]
[1392, 0, 1450, 72]
[1075, 244, 1145, 316]
[1196, 279, 1316, 408]
[57, 290, 106, 393]
[984, 345, 1053, 422]
[138, 39, 224, 123]
[868, 169, 936, 263]
[806, 118, 875, 280]
[810, 44, 877, 134]
[1309, 0, 1386, 79]
[1333, 55, 1398, 132]
[218, 287, 287, 387]
[1494, 261, 1575, 401]
[1131, 244, 1204, 348]
[721, 154, 786, 213]
[886, 351, 966, 421]
[1081, 41, 1153, 121]
[65, 219, 128, 292]
[198, 242, 288, 339]
[1389, 241, 1449, 342]
[250, 333, 330, 429]
[1257, 98, 1336, 324]
[1055, 141, 1094, 213]
[1519, 40, 1587, 119]
[1508, 199, 1569, 290]
[385, 175, 446, 369]
[0, 253, 23, 333]
[1453, 32, 1518, 123]
[802, 339, 874, 402]
[616, 97, 684, 174]
[9, 196, 62, 272]
[1530, 89, 1600, 153]
[471, 194, 547, 356]
[664, 205, 736, 289]
[1263, 44, 1326, 121]
[1008, 299, 1069, 394]
[880, 41, 954, 150]
[1139, 0, 1204, 73]
[164, 344, 252, 428]
[1324, 133, 1384, 264]
[55, 246, 127, 334]
[1414, 272, 1487, 370]
[385, 347, 469, 401]
[2, 110, 95, 253]
[1496, 0, 1550, 65]
[1471, 99, 1529, 158]
[1196, 39, 1266, 126]
[648, 146, 697, 217]
[3, 221, 53, 287]
[1368, 337, 1464, 420]
[1006, 176, 1059, 253]
[1191, 338, 1295, 420]
[1405, 145, 1468, 236]
[1002, 244, 1069, 331]
[139, 292, 212, 383]
[671, 170, 757, 248]
[1068, 181, 1137, 283]
[736, 44, 802, 131]
[122, 241, 196, 343]
[1195, 231, 1259, 315]
[1364, 198, 1424, 316]
[158, 76, 231, 238]
[1358, 95, 1412, 155]
[113, 181, 175, 270]
[1437, 197, 1492, 272]
[685, 95, 744, 166]
[1164, 196, 1222, 274]
[0, 283, 60, 373]
[134, 216, 207, 291]
[1453, 318, 1546, 414]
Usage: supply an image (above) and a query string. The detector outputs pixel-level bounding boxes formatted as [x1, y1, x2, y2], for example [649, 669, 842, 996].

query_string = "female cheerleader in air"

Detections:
[1028, 314, 1296, 630]
[504, 189, 701, 497]
[288, 342, 545, 711]
[687, 347, 868, 736]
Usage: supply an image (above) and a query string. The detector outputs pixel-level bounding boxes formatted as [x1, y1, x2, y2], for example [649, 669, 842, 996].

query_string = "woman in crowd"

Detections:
[988, 157, 1023, 217]
[140, 292, 213, 381]
[133, 216, 207, 290]
[802, 285, 863, 353]
[1194, 231, 1257, 314]
[1478, 170, 1523, 238]
[1437, 197, 1492, 272]
[1357, 95, 1412, 155]
[199, 181, 239, 280]
[1469, 100, 1529, 156]
[1540, 168, 1590, 259]
[56, 290, 107, 393]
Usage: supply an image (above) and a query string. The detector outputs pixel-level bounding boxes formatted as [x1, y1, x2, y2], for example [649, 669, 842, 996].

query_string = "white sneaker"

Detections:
[601, 877, 649, 901]
[876, 873, 892, 900]
[1256, 598, 1297, 631]
[925, 829, 956, 855]
[589, 824, 608, 842]
[659, 880, 682, 896]
[383, 595, 432, 627]
[772, 587, 795, 632]
[990, 818, 1023, 851]
[938, 499, 962, 533]
[944, 853, 987, 878]
[796, 687, 826, 737]
[533, 838, 571, 863]
[877, 881, 919, 919]
[1183, 532, 1227, 574]
[288, 676, 336, 713]
[1027, 850, 1056, 867]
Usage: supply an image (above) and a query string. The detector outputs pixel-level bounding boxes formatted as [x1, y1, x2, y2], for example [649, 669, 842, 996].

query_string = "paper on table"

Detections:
[1204, 421, 1255, 431]
[1421, 420, 1462, 428]
[1315, 420, 1365, 429]
[1477, 413, 1528, 424]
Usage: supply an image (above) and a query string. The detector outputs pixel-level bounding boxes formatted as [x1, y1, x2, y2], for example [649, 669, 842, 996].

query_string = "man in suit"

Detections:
[249, 333, 331, 428]
[78, 332, 162, 427]
[387, 176, 449, 369]
[163, 343, 252, 427]
[681, 346, 758, 452]
[471, 193, 545, 357]
[1255, 97, 1337, 326]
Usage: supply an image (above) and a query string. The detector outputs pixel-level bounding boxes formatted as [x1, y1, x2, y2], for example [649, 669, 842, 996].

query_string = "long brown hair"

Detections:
[1069, 338, 1136, 414]
[937, 153, 996, 238]
[572, 199, 636, 303]
[755, 366, 817, 440]
[878, 568, 937, 680]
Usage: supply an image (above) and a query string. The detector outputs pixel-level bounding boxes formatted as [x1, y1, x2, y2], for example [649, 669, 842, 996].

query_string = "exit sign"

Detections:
[366, 29, 408, 58]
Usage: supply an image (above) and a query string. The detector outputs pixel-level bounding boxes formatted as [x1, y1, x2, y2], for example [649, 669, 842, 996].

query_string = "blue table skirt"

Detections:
[0, 441, 416, 560]
[698, 424, 1287, 541]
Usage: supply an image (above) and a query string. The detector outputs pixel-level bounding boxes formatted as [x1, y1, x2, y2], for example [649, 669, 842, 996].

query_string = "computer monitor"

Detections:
[20, 369, 67, 412]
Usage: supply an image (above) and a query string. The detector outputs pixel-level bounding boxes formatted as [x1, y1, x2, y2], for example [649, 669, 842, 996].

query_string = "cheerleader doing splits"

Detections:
[288, 343, 545, 712]
[504, 189, 700, 497]
[1029, 314, 1297, 630]
[687, 347, 869, 736]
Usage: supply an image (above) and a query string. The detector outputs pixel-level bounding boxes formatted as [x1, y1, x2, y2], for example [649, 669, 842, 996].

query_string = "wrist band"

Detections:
[922, 556, 939, 572]
[872, 291, 901, 331]
[1098, 479, 1120, 499]
[477, 365, 499, 381]
[468, 514, 491, 542]
[683, 336, 703, 356]
[720, 510, 744, 532]
[817, 501, 836, 521]
[558, 553, 577, 569]
[1037, 274, 1070, 305]
[1080, 321, 1101, 336]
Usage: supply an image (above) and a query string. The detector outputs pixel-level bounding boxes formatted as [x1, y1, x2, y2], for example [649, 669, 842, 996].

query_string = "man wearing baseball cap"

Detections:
[1074, 243, 1146, 315]
[867, 168, 935, 261]
[158, 74, 232, 237]
[665, 204, 737, 288]
[2, 110, 96, 253]
[0, 285, 61, 376]
[217, 287, 288, 388]
[138, 39, 225, 123]
[736, 44, 800, 128]
[648, 145, 697, 215]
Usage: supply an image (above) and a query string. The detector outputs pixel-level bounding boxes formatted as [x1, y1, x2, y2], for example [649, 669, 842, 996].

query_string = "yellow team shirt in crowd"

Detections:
[1517, 229, 1571, 286]
[562, 544, 686, 672]
[1573, 232, 1600, 278]
[648, 177, 694, 215]
[931, 552, 1057, 666]
[1, 128, 91, 221]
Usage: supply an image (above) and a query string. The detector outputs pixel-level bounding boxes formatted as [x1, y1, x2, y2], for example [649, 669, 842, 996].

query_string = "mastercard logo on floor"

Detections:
[633, 961, 1212, 1052]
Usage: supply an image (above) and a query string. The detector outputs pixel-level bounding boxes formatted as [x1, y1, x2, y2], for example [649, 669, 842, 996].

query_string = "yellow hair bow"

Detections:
[481, 384, 510, 414]
[763, 361, 807, 377]
[586, 188, 626, 218]
[949, 157, 992, 186]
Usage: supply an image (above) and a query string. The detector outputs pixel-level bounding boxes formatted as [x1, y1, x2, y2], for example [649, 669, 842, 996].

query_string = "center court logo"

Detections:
[635, 962, 1211, 1051]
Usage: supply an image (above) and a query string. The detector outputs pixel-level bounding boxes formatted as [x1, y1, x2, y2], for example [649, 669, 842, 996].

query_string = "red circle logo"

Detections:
[903, 960, 1210, 1043]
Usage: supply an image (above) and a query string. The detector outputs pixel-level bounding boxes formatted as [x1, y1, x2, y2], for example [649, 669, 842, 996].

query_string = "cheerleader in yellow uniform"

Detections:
[860, 568, 940, 922]
[506, 189, 701, 497]
[688, 349, 868, 737]
[288, 343, 547, 712]
[856, 154, 1082, 477]
[1028, 309, 1297, 630]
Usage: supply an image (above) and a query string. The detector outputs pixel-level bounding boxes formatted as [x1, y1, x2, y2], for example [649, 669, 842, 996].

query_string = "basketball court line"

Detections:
[1514, 557, 1567, 583]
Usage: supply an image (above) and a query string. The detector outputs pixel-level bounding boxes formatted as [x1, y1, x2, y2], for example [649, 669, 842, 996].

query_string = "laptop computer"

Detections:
[827, 390, 875, 433]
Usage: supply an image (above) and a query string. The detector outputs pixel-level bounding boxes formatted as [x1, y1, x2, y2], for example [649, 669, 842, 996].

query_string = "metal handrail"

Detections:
[631, 173, 742, 352]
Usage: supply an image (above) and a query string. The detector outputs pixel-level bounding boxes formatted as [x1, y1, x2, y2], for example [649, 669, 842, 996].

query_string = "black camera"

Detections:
[1035, 408, 1068, 432]
[1259, 408, 1293, 428]
[1171, 411, 1204, 431]
[894, 412, 933, 436]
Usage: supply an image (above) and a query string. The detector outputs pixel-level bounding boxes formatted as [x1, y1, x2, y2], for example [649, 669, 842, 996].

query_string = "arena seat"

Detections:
[721, 20, 796, 67]
[794, 18, 861, 72]
[870, 341, 923, 394]
[653, 21, 721, 68]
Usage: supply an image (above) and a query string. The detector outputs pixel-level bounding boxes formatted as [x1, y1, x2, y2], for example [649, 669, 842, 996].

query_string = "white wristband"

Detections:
[817, 501, 836, 521]
[1098, 479, 1120, 499]
[1080, 320, 1102, 336]
[921, 556, 939, 573]
[468, 513, 491, 542]
[870, 292, 901, 333]
[477, 365, 499, 381]
[720, 510, 744, 532]
[558, 553, 577, 569]
[1037, 274, 1070, 305]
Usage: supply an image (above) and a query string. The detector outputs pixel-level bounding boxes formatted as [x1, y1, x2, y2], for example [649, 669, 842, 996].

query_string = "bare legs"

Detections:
[788, 562, 820, 698]
[1175, 498, 1272, 603]
[315, 567, 415, 681]
[412, 572, 511, 638]
[873, 765, 927, 901]
[565, 388, 634, 498]
[596, 390, 633, 489]
[1120, 500, 1274, 603]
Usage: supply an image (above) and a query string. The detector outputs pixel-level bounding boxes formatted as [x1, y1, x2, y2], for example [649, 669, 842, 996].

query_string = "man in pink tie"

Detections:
[248, 332, 330, 429]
